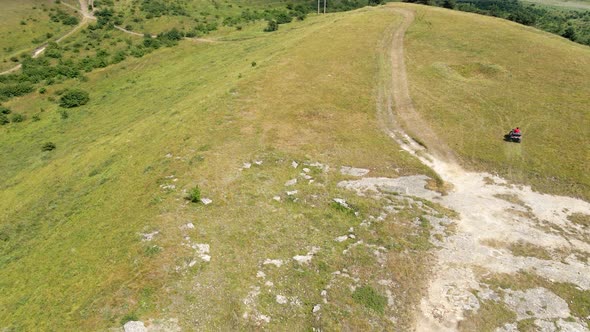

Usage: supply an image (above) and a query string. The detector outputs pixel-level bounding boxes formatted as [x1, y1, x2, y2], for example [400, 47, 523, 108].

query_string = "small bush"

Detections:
[59, 89, 90, 108]
[39, 87, 47, 94]
[0, 114, 9, 125]
[32, 114, 41, 122]
[352, 285, 386, 314]
[187, 186, 201, 203]
[11, 113, 25, 123]
[264, 20, 278, 32]
[41, 142, 56, 151]
[59, 109, 69, 119]
[0, 106, 11, 114]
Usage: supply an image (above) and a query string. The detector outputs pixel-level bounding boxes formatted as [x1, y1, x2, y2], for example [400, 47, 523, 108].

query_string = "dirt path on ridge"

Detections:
[380, 7, 590, 331]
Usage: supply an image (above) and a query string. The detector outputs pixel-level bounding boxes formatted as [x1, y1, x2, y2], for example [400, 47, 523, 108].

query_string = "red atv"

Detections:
[504, 129, 522, 143]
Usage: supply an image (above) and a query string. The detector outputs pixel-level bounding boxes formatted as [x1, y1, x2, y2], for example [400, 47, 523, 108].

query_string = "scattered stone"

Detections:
[188, 260, 197, 267]
[263, 259, 284, 267]
[333, 198, 350, 208]
[292, 161, 299, 168]
[293, 247, 320, 264]
[504, 288, 570, 320]
[256, 271, 266, 278]
[242, 162, 252, 169]
[312, 304, 321, 313]
[192, 243, 211, 262]
[273, 196, 281, 202]
[303, 168, 311, 173]
[556, 318, 587, 332]
[254, 160, 263, 165]
[185, 223, 195, 229]
[308, 162, 329, 173]
[159, 184, 176, 190]
[340, 166, 370, 177]
[276, 295, 288, 304]
[123, 321, 147, 332]
[141, 231, 159, 242]
[286, 190, 298, 196]
[533, 319, 557, 332]
[335, 235, 349, 242]
[258, 314, 271, 324]
[201, 198, 212, 205]
[265, 281, 274, 287]
[285, 178, 297, 186]
[478, 288, 500, 302]
[165, 153, 172, 158]
[496, 323, 519, 332]
[301, 173, 313, 180]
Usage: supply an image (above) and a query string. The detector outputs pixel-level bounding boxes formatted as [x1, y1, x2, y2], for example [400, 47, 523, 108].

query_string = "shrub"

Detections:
[32, 114, 41, 122]
[59, 89, 90, 108]
[59, 109, 69, 119]
[264, 20, 278, 32]
[352, 285, 386, 314]
[42, 142, 56, 151]
[187, 186, 201, 203]
[0, 106, 11, 114]
[11, 113, 25, 123]
[39, 87, 47, 94]
[63, 16, 79, 25]
[0, 114, 9, 125]
[0, 83, 34, 100]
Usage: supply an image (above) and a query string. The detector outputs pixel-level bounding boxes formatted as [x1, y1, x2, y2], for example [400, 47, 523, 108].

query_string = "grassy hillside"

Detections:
[0, 6, 444, 330]
[401, 4, 590, 200]
[0, 0, 77, 71]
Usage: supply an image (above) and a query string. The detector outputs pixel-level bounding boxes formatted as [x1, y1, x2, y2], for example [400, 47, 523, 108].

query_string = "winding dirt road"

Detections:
[0, 0, 218, 76]
[383, 7, 590, 331]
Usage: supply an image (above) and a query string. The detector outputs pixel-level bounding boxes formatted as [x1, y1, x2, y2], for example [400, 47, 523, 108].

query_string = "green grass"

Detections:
[0, 6, 442, 330]
[401, 4, 590, 200]
[0, 0, 75, 71]
[521, 0, 590, 10]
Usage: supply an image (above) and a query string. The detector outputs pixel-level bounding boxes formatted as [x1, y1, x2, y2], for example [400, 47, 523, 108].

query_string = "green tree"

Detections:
[59, 89, 90, 108]
[442, 0, 456, 9]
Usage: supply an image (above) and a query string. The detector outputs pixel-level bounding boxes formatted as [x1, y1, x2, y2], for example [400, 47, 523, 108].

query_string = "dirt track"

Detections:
[383, 7, 590, 331]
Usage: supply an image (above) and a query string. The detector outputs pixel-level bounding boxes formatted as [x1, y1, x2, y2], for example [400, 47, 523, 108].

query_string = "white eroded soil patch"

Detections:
[380, 7, 590, 331]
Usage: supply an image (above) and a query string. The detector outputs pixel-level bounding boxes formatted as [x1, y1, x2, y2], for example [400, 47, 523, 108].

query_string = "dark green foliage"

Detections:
[0, 83, 34, 100]
[11, 113, 25, 123]
[32, 114, 41, 122]
[140, 0, 187, 17]
[369, 0, 385, 5]
[59, 109, 69, 119]
[352, 285, 387, 314]
[274, 12, 293, 24]
[264, 20, 279, 32]
[0, 114, 9, 125]
[0, 106, 11, 114]
[39, 87, 47, 94]
[562, 26, 576, 41]
[49, 8, 79, 26]
[187, 186, 201, 203]
[442, 0, 456, 9]
[41, 142, 56, 151]
[454, 0, 589, 44]
[45, 42, 62, 58]
[59, 89, 90, 108]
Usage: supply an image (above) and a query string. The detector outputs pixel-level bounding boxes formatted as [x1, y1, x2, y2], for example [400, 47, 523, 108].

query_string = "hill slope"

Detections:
[1, 2, 589, 331]
[401, 4, 590, 200]
[1, 7, 439, 330]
